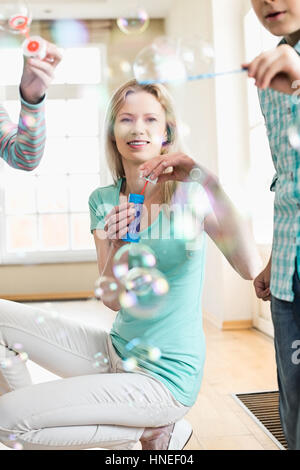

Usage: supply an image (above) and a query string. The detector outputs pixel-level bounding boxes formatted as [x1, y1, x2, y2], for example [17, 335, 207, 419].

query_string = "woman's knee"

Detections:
[0, 391, 28, 433]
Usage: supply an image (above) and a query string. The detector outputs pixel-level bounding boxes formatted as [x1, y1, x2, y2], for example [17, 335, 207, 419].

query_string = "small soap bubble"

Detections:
[288, 118, 300, 152]
[148, 346, 161, 362]
[19, 351, 28, 362]
[36, 315, 45, 324]
[12, 442, 23, 450]
[122, 357, 138, 371]
[92, 351, 109, 370]
[117, 8, 149, 35]
[94, 276, 121, 302]
[113, 243, 157, 283]
[123, 337, 162, 368]
[0, 358, 13, 369]
[22, 115, 36, 127]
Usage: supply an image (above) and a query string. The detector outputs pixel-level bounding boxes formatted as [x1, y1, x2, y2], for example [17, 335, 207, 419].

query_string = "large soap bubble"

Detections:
[119, 267, 169, 318]
[134, 35, 215, 85]
[112, 243, 157, 283]
[94, 276, 122, 303]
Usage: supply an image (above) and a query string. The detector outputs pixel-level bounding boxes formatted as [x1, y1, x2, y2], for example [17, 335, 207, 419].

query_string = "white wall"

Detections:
[166, 0, 255, 328]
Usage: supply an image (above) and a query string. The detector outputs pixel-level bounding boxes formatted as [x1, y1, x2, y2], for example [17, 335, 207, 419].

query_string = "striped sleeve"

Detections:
[0, 93, 46, 171]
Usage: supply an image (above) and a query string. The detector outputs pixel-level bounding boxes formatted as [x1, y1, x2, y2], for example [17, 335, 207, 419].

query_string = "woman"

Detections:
[0, 80, 261, 450]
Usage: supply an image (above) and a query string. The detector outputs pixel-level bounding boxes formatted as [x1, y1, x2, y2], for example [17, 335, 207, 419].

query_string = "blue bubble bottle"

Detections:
[122, 193, 145, 243]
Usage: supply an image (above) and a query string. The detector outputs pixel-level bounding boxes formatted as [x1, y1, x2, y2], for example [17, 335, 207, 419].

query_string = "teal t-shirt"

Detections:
[89, 178, 210, 406]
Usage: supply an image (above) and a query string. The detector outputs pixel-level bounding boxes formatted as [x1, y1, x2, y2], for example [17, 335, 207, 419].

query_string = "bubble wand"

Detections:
[138, 67, 248, 86]
[1, 3, 47, 59]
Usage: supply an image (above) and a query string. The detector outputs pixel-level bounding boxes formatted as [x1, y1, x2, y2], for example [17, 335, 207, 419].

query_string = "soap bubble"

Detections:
[122, 337, 162, 371]
[180, 35, 214, 78]
[12, 442, 23, 450]
[134, 36, 187, 85]
[0, 1, 31, 35]
[94, 276, 121, 303]
[0, 358, 13, 369]
[0, 350, 28, 369]
[122, 356, 138, 371]
[117, 8, 149, 35]
[134, 35, 214, 85]
[112, 243, 157, 283]
[92, 351, 109, 370]
[106, 56, 133, 86]
[288, 117, 300, 152]
[119, 267, 169, 318]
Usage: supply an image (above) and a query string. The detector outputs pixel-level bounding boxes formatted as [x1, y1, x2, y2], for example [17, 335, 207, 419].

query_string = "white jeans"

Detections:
[0, 299, 189, 450]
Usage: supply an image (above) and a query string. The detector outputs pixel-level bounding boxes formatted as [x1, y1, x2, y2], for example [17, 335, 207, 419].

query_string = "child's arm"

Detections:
[243, 44, 300, 94]
[0, 42, 61, 171]
[0, 98, 45, 171]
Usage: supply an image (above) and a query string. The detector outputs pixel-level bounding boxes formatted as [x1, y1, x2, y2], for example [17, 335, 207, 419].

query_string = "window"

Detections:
[0, 45, 108, 264]
[244, 9, 278, 245]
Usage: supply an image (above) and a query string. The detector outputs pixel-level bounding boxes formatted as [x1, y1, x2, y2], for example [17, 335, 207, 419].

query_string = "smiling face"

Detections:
[113, 90, 168, 165]
[251, 0, 300, 38]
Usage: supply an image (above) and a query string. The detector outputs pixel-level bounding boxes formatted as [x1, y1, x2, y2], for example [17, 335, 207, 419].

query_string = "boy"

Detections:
[244, 0, 300, 450]
[0, 41, 61, 171]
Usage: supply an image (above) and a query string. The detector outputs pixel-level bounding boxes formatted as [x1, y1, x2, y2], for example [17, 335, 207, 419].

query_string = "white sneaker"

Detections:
[168, 419, 193, 450]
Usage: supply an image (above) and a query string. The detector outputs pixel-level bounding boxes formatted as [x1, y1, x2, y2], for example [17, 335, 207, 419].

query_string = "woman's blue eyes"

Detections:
[120, 118, 157, 123]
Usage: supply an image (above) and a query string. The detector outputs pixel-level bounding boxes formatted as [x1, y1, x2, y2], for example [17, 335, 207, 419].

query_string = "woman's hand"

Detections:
[20, 41, 62, 104]
[104, 202, 135, 248]
[139, 152, 196, 183]
[242, 44, 300, 95]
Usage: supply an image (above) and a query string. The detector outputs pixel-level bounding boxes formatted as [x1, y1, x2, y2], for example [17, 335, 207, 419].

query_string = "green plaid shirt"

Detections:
[258, 38, 300, 301]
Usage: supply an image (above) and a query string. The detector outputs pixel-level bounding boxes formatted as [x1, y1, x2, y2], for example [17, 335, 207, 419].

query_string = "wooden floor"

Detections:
[0, 300, 279, 451]
[185, 320, 279, 450]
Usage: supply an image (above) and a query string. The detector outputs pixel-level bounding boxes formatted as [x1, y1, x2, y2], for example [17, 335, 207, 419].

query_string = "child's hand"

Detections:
[243, 44, 300, 95]
[139, 153, 196, 184]
[104, 202, 135, 248]
[253, 264, 271, 302]
[20, 41, 62, 104]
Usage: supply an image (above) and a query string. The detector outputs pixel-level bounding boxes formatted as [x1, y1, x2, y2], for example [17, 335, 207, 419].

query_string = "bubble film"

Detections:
[112, 243, 157, 283]
[134, 35, 215, 85]
[288, 116, 300, 152]
[94, 276, 121, 303]
[119, 267, 169, 318]
[92, 351, 109, 370]
[122, 337, 162, 371]
[117, 8, 149, 35]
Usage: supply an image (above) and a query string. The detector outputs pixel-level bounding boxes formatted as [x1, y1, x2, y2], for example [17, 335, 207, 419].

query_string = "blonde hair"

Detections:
[104, 79, 182, 205]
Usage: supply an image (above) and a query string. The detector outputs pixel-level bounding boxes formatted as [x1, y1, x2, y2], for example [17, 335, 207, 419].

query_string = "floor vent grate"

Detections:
[232, 390, 288, 450]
